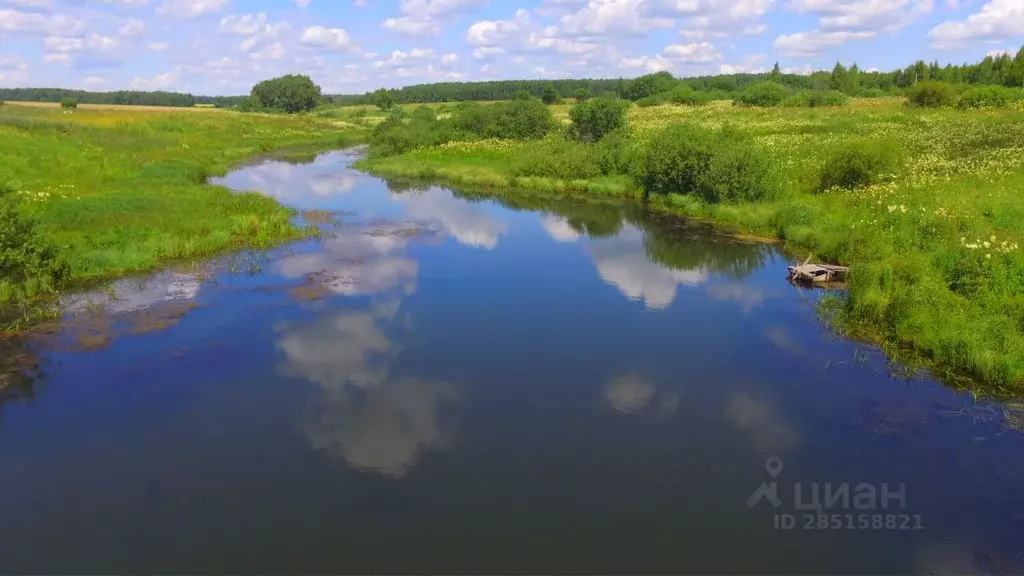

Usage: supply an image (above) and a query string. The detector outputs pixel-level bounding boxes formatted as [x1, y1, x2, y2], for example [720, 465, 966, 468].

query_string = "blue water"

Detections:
[1, 150, 1022, 574]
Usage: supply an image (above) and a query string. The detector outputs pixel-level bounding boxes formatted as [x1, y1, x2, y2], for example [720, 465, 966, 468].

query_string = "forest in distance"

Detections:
[2, 46, 1023, 108]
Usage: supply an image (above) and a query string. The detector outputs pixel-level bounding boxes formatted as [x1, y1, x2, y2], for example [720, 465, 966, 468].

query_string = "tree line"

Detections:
[0, 88, 246, 108]
[336, 45, 1024, 105]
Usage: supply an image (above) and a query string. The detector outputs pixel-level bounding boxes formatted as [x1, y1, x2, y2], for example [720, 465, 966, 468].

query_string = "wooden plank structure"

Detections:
[787, 255, 849, 284]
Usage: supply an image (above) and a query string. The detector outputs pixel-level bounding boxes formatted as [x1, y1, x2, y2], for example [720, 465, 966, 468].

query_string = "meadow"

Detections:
[355, 97, 1024, 391]
[0, 104, 365, 325]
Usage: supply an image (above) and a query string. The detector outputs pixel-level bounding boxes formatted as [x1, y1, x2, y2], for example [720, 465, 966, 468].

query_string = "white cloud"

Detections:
[588, 225, 708, 310]
[472, 46, 505, 60]
[441, 52, 458, 63]
[787, 0, 933, 31]
[148, 41, 170, 51]
[0, 9, 82, 35]
[44, 33, 123, 68]
[929, 0, 1024, 48]
[300, 25, 353, 50]
[295, 0, 311, 5]
[541, 215, 581, 242]
[383, 0, 489, 37]
[130, 71, 178, 89]
[554, 0, 673, 38]
[773, 30, 877, 56]
[662, 41, 722, 62]
[1, 0, 52, 6]
[249, 41, 286, 60]
[373, 47, 436, 67]
[466, 9, 530, 45]
[82, 75, 105, 85]
[155, 0, 228, 18]
[118, 17, 145, 36]
[219, 12, 267, 35]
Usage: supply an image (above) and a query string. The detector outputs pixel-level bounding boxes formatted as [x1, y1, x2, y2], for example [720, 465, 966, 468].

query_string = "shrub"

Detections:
[541, 86, 561, 105]
[508, 137, 603, 180]
[640, 124, 780, 203]
[623, 71, 678, 101]
[60, 97, 78, 109]
[906, 81, 956, 108]
[484, 98, 554, 139]
[512, 89, 533, 101]
[0, 186, 68, 292]
[817, 139, 902, 192]
[666, 86, 711, 106]
[813, 90, 849, 107]
[569, 96, 629, 142]
[781, 90, 814, 108]
[371, 88, 396, 110]
[734, 82, 788, 107]
[635, 93, 667, 107]
[595, 129, 643, 177]
[250, 75, 322, 114]
[957, 85, 1024, 109]
[574, 88, 591, 102]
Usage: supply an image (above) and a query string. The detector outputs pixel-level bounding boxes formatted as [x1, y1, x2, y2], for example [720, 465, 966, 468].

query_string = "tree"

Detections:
[541, 85, 560, 105]
[623, 71, 677, 100]
[574, 87, 591, 102]
[768, 62, 782, 83]
[60, 97, 77, 109]
[568, 96, 629, 142]
[250, 74, 322, 113]
[371, 87, 396, 110]
[512, 89, 533, 100]
[829, 62, 848, 92]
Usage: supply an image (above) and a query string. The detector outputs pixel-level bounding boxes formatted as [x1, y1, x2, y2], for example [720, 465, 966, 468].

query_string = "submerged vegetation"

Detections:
[356, 49, 1024, 391]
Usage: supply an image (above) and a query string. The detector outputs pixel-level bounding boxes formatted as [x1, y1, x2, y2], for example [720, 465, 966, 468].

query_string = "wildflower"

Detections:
[986, 254, 991, 259]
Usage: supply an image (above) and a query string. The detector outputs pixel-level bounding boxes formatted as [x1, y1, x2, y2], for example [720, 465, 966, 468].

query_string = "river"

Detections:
[1, 149, 1022, 574]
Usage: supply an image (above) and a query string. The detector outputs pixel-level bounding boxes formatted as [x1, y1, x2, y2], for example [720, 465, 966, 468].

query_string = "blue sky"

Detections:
[0, 0, 1022, 95]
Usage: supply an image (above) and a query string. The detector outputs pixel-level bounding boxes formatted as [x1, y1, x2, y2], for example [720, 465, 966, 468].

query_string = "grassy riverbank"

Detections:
[357, 99, 1024, 391]
[0, 105, 366, 324]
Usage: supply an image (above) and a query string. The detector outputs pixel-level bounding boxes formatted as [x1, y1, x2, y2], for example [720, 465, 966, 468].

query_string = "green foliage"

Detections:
[817, 139, 901, 192]
[956, 85, 1024, 109]
[734, 82, 788, 107]
[0, 185, 68, 296]
[623, 72, 678, 101]
[573, 87, 591, 102]
[541, 85, 561, 105]
[250, 74, 322, 113]
[666, 86, 711, 106]
[60, 98, 77, 109]
[781, 90, 849, 107]
[858, 88, 887, 98]
[640, 123, 779, 203]
[568, 96, 630, 142]
[635, 94, 667, 107]
[371, 88, 396, 110]
[512, 89, 534, 101]
[508, 137, 604, 180]
[906, 80, 956, 108]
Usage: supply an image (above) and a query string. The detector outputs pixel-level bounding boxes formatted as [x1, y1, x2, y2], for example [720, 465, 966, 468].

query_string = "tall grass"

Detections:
[0, 105, 367, 321]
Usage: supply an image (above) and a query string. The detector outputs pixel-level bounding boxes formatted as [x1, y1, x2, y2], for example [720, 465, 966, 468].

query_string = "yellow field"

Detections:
[5, 101, 229, 113]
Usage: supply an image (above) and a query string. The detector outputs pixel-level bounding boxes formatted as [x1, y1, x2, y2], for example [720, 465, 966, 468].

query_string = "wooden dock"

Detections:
[787, 256, 849, 284]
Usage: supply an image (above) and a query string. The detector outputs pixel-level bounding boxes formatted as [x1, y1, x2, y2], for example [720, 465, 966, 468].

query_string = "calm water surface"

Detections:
[1, 150, 1023, 574]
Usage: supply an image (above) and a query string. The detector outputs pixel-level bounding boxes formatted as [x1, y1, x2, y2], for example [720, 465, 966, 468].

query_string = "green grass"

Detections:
[0, 105, 367, 322]
[357, 98, 1024, 392]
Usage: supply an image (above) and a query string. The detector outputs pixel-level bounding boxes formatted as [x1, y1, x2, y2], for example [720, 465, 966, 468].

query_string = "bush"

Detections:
[508, 137, 603, 180]
[957, 85, 1024, 109]
[623, 71, 678, 101]
[250, 74, 322, 114]
[595, 129, 643, 177]
[817, 139, 902, 192]
[666, 86, 711, 106]
[371, 88, 396, 110]
[734, 82, 788, 107]
[635, 93, 667, 107]
[0, 186, 68, 293]
[574, 88, 591, 102]
[60, 97, 78, 109]
[640, 124, 779, 203]
[482, 98, 554, 139]
[541, 86, 561, 105]
[569, 96, 629, 142]
[906, 81, 956, 108]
